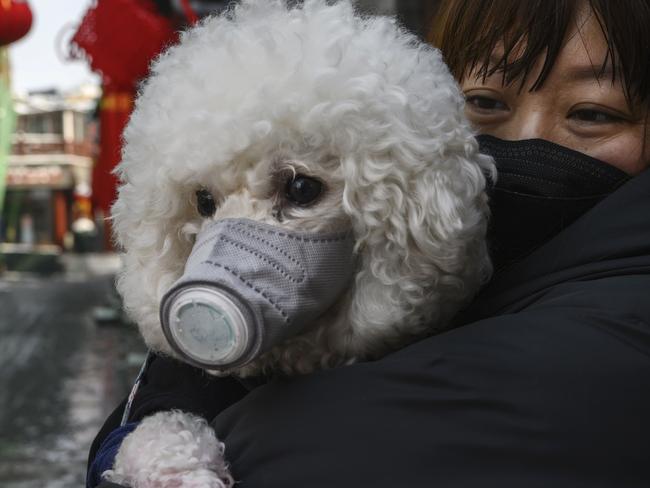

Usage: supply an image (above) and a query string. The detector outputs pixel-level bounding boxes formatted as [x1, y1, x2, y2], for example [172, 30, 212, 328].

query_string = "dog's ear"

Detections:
[340, 145, 493, 352]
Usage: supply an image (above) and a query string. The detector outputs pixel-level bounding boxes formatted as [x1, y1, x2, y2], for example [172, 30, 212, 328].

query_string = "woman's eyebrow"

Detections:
[561, 64, 615, 83]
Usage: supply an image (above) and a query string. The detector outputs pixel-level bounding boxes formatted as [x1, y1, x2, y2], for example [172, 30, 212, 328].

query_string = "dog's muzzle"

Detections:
[160, 218, 355, 370]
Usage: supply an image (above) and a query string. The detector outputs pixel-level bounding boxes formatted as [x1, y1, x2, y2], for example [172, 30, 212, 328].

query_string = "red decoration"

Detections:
[71, 0, 179, 89]
[0, 0, 33, 46]
[179, 0, 199, 25]
[92, 89, 134, 250]
[71, 0, 182, 249]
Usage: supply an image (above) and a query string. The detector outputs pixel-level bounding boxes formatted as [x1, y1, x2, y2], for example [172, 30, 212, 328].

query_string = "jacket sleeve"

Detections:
[211, 278, 650, 488]
[86, 354, 248, 478]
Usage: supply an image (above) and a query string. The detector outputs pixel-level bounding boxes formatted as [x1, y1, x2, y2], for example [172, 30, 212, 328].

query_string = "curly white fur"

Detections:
[109, 0, 494, 486]
[105, 411, 233, 487]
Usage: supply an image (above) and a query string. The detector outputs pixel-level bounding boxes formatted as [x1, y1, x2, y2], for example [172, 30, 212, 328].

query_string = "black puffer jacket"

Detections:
[210, 168, 650, 487]
[90, 168, 650, 488]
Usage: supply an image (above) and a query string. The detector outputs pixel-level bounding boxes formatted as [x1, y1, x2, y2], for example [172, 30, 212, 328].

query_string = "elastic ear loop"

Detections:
[179, 0, 199, 25]
[120, 351, 153, 426]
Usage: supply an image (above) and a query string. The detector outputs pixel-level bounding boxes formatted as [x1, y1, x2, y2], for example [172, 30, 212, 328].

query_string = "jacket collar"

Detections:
[456, 167, 650, 324]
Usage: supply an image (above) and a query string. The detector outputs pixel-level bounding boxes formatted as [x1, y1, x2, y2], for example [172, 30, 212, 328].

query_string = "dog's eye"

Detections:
[195, 189, 217, 217]
[285, 175, 323, 206]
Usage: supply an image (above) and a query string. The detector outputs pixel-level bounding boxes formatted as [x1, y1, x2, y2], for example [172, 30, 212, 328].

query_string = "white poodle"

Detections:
[105, 1, 494, 486]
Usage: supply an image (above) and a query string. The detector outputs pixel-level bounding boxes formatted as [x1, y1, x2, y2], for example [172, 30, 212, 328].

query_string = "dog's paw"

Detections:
[103, 410, 234, 488]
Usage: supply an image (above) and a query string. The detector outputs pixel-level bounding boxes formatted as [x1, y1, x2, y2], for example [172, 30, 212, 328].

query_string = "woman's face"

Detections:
[461, 4, 650, 175]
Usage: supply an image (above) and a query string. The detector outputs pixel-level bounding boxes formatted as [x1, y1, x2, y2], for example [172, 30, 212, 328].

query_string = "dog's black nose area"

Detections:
[196, 189, 217, 217]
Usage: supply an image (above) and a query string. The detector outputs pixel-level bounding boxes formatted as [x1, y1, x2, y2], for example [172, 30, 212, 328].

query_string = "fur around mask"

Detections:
[105, 1, 494, 486]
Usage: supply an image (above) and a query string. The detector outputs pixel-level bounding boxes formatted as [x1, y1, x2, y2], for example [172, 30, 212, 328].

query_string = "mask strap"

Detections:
[120, 350, 154, 427]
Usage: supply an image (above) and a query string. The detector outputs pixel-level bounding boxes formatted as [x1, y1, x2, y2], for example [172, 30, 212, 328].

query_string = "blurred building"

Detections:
[1, 85, 100, 254]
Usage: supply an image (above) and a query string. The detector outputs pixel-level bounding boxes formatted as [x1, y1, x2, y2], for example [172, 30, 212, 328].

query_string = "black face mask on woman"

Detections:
[476, 135, 631, 272]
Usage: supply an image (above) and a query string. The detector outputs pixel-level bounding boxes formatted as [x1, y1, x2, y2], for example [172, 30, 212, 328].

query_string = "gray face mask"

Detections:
[159, 218, 356, 370]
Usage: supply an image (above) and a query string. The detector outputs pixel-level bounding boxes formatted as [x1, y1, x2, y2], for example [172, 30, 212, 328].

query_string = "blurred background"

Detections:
[0, 1, 439, 486]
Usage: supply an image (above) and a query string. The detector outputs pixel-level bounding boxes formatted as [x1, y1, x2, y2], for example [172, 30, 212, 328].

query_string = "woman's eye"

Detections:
[466, 95, 509, 112]
[568, 109, 623, 124]
[285, 175, 323, 206]
[195, 189, 217, 217]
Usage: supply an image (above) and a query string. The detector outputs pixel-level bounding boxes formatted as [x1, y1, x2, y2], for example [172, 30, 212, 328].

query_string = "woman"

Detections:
[88, 1, 650, 486]
[436, 0, 650, 271]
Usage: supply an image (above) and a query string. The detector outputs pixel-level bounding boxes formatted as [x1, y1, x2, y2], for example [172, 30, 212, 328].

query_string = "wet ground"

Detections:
[0, 256, 146, 487]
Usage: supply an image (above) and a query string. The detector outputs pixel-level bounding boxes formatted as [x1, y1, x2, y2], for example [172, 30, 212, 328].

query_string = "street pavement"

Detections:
[0, 256, 146, 487]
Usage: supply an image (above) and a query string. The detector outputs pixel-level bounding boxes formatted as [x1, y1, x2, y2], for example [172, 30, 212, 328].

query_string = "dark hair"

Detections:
[429, 0, 650, 107]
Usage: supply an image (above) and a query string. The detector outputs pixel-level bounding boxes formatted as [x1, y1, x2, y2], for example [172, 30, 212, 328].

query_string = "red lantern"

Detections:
[0, 0, 33, 46]
[71, 0, 178, 89]
[70, 0, 181, 249]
